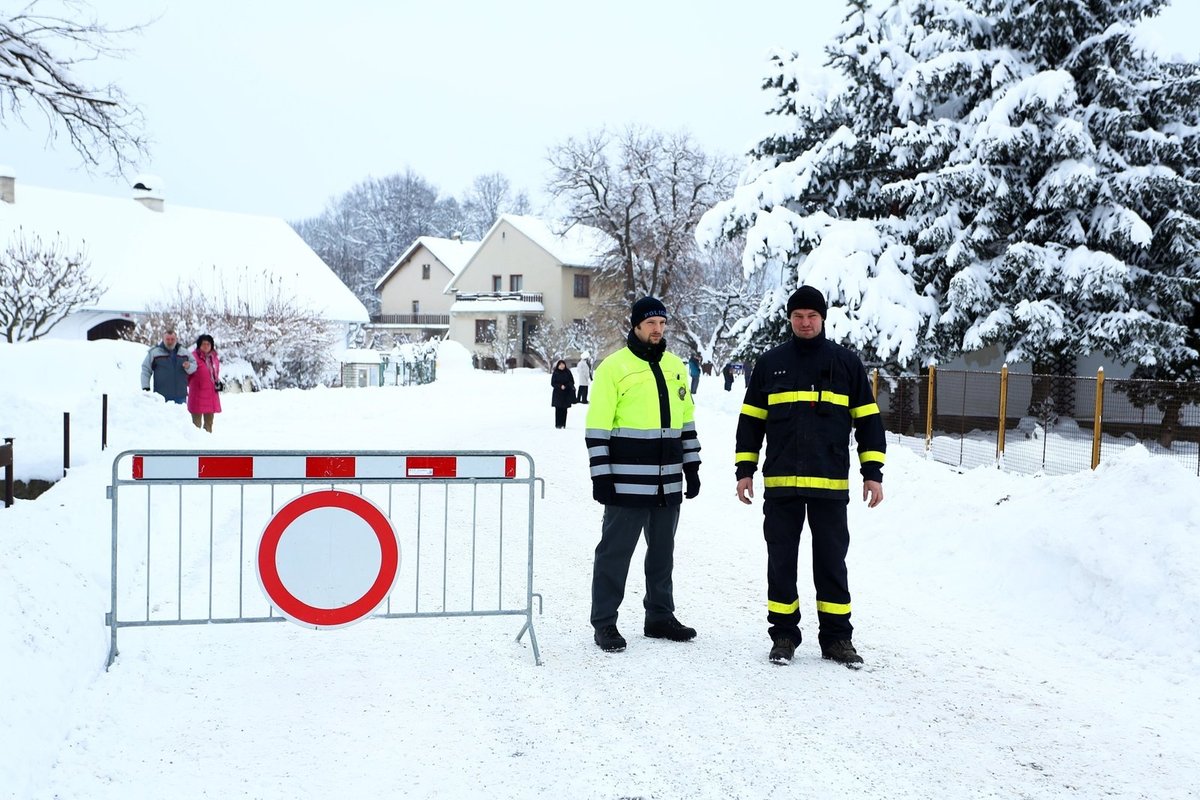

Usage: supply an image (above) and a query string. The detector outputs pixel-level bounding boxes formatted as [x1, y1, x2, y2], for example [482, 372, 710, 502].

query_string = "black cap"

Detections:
[785, 286, 827, 319]
[631, 296, 668, 329]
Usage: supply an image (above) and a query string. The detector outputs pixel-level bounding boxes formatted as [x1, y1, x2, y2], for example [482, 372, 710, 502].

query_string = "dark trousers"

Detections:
[577, 385, 589, 403]
[763, 496, 852, 643]
[591, 504, 680, 628]
[554, 407, 568, 428]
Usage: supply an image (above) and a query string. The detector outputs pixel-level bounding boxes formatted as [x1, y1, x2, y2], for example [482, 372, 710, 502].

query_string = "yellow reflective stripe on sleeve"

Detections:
[816, 600, 851, 615]
[768, 391, 818, 405]
[819, 391, 849, 406]
[859, 450, 886, 464]
[850, 402, 881, 418]
[735, 452, 759, 464]
[740, 404, 767, 420]
[762, 476, 850, 491]
[768, 599, 800, 615]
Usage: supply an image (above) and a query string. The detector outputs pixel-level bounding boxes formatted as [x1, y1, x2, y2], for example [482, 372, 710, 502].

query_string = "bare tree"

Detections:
[461, 172, 531, 239]
[546, 127, 737, 305]
[0, 228, 102, 341]
[0, 1, 148, 173]
[526, 319, 574, 370]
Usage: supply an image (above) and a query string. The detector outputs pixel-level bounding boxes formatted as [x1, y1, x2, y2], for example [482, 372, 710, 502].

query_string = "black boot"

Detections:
[769, 637, 796, 665]
[643, 615, 696, 642]
[820, 639, 864, 669]
[594, 624, 627, 652]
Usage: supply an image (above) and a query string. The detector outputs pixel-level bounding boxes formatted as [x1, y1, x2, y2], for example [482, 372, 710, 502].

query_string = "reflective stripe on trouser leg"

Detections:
[806, 497, 853, 642]
[763, 496, 805, 642]
[642, 504, 680, 623]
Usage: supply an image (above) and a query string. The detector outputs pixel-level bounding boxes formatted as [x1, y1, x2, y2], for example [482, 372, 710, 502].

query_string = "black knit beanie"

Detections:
[785, 286, 827, 319]
[630, 296, 668, 329]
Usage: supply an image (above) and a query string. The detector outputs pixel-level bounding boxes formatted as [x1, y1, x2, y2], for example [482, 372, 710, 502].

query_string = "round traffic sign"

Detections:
[256, 490, 399, 629]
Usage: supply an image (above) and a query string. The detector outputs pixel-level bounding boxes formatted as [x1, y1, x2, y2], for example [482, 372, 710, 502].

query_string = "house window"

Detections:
[574, 274, 590, 298]
[475, 318, 497, 343]
[412, 300, 420, 314]
[421, 264, 431, 280]
[510, 274, 523, 292]
[492, 275, 502, 292]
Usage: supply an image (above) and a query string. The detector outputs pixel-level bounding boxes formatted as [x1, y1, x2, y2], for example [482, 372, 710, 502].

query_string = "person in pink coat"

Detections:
[187, 334, 222, 432]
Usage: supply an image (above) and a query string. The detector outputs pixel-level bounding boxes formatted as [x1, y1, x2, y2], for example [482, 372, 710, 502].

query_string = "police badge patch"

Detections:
[678, 386, 686, 400]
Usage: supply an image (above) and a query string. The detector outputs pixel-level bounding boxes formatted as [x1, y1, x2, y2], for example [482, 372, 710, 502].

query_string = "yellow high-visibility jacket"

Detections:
[585, 343, 700, 507]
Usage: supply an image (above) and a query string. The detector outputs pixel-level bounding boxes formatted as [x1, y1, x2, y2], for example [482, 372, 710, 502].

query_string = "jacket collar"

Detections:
[626, 329, 666, 363]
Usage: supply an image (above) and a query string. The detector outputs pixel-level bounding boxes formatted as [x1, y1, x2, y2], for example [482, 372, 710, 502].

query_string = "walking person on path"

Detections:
[187, 334, 222, 433]
[140, 328, 194, 403]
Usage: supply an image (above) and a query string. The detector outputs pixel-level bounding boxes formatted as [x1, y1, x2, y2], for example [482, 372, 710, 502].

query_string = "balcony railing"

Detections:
[369, 313, 450, 326]
[455, 291, 544, 304]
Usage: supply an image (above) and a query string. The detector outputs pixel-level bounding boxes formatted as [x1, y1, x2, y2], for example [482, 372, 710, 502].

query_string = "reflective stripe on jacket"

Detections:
[735, 334, 884, 499]
[586, 345, 700, 507]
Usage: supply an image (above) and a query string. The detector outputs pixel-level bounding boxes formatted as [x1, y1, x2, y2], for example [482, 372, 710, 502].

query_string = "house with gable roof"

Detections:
[373, 235, 480, 338]
[0, 171, 368, 342]
[443, 214, 615, 367]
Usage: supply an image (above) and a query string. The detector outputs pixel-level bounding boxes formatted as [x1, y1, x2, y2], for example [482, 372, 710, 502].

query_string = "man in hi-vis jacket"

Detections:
[735, 286, 886, 668]
[585, 297, 701, 653]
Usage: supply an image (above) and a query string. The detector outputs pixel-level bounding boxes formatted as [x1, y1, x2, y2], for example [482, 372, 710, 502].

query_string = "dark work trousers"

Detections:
[591, 504, 680, 628]
[554, 407, 568, 428]
[763, 496, 852, 644]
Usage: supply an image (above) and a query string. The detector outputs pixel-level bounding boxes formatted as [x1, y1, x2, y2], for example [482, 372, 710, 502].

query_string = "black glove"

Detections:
[684, 470, 700, 499]
[592, 475, 615, 505]
[142, 387, 150, 391]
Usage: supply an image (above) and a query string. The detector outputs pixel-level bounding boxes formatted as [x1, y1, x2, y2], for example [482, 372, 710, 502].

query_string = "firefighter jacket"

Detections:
[735, 331, 885, 499]
[586, 332, 701, 507]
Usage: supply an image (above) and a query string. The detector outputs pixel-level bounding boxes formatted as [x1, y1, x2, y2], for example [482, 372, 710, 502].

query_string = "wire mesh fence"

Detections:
[873, 368, 1200, 477]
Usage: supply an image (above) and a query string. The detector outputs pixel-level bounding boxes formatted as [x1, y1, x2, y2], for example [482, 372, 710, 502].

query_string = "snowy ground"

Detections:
[2, 339, 1199, 799]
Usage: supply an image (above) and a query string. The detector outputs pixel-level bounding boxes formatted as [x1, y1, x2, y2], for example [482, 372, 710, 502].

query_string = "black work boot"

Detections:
[594, 624, 627, 652]
[643, 615, 697, 642]
[769, 637, 797, 665]
[820, 639, 864, 669]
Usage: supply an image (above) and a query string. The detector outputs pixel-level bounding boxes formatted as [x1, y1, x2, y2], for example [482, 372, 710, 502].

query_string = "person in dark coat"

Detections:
[140, 328, 194, 403]
[551, 359, 576, 429]
[722, 363, 735, 391]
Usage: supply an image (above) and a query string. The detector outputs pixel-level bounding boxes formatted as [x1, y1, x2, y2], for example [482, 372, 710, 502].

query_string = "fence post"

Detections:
[925, 365, 936, 452]
[102, 393, 109, 450]
[996, 364, 1009, 463]
[63, 412, 70, 476]
[1091, 367, 1105, 470]
[2, 437, 13, 508]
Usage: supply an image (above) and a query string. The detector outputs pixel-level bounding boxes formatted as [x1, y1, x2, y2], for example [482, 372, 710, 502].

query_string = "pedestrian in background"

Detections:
[722, 363, 734, 391]
[735, 286, 885, 669]
[187, 334, 222, 433]
[140, 328, 194, 403]
[585, 296, 701, 653]
[687, 355, 701, 395]
[551, 359, 576, 429]
[575, 354, 593, 404]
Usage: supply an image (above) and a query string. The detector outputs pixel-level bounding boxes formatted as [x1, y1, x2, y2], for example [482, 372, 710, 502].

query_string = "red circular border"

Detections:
[257, 490, 398, 628]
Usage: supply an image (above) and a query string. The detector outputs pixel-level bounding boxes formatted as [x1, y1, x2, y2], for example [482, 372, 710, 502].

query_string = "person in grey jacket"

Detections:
[140, 329, 195, 403]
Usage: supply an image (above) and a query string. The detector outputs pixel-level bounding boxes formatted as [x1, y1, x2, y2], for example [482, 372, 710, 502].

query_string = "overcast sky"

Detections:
[5, 0, 1198, 222]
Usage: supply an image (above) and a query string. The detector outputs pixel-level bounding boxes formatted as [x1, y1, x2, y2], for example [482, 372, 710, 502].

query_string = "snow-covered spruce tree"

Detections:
[701, 0, 1200, 388]
[882, 0, 1200, 383]
[697, 0, 938, 368]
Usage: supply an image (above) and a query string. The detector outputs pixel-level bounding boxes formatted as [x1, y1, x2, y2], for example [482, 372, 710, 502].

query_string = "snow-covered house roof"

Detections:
[496, 214, 611, 268]
[373, 235, 481, 292]
[0, 180, 368, 325]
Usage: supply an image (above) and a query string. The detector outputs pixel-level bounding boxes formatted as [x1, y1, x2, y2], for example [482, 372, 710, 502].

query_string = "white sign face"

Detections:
[273, 506, 383, 608]
[257, 491, 399, 629]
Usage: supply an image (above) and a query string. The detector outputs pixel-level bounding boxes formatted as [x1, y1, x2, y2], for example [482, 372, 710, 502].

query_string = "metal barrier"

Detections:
[106, 450, 544, 666]
[1, 438, 12, 508]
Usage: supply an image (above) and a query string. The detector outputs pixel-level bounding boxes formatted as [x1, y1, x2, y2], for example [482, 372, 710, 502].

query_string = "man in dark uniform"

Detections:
[734, 286, 886, 668]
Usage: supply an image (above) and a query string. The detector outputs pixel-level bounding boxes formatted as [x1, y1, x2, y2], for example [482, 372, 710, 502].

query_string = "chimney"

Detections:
[0, 165, 14, 204]
[132, 173, 165, 212]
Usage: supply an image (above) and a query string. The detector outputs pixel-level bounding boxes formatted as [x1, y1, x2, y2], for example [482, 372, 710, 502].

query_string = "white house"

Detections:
[0, 172, 368, 341]
[373, 235, 480, 339]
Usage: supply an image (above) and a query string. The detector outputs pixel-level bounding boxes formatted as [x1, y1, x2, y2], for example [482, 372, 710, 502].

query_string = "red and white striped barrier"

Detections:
[131, 454, 518, 481]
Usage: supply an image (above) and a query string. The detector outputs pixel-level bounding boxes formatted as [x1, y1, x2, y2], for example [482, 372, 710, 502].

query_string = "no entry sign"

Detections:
[256, 490, 399, 629]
